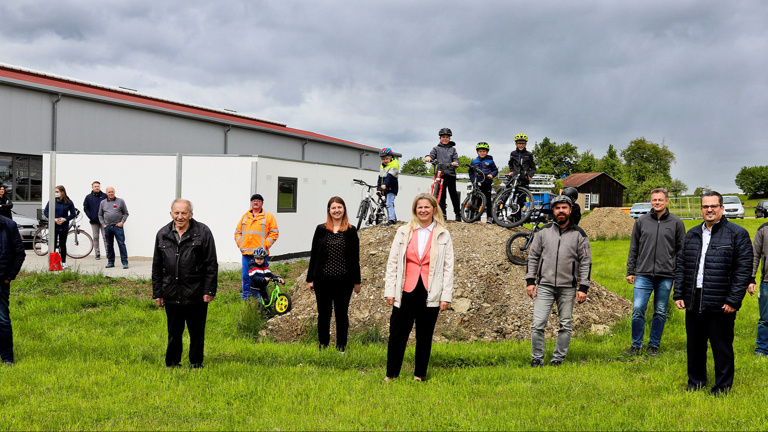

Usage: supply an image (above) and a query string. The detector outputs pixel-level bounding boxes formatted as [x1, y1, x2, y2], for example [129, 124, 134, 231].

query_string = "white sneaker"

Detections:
[61, 263, 68, 269]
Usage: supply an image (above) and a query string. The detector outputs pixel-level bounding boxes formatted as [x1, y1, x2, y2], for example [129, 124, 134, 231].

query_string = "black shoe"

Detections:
[167, 363, 182, 368]
[623, 346, 641, 356]
[95, 255, 101, 260]
[711, 386, 730, 397]
[105, 263, 115, 268]
[455, 214, 462, 222]
[648, 347, 659, 357]
[550, 360, 563, 367]
[2, 360, 13, 367]
[530, 359, 544, 368]
[189, 363, 204, 369]
[687, 383, 705, 392]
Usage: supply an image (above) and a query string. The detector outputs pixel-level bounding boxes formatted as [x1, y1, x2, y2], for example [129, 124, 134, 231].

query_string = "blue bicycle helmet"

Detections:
[379, 147, 393, 157]
[254, 247, 268, 258]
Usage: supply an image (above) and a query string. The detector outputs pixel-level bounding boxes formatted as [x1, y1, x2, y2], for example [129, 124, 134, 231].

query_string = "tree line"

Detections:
[400, 137, 687, 204]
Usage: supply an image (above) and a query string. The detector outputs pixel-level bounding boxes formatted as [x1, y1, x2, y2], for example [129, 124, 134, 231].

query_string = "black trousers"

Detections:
[314, 276, 354, 350]
[439, 174, 460, 217]
[480, 182, 493, 218]
[386, 279, 440, 379]
[54, 229, 69, 262]
[165, 302, 209, 366]
[686, 289, 736, 392]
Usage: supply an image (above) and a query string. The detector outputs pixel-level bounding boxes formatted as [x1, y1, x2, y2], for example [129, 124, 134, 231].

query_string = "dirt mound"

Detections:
[265, 221, 631, 343]
[579, 207, 636, 240]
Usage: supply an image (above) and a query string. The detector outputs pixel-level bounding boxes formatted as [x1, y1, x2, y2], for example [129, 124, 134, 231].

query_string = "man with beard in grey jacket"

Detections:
[526, 195, 591, 367]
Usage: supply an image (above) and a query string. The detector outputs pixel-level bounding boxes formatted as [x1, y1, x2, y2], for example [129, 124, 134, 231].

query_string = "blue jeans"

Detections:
[631, 275, 673, 349]
[386, 193, 397, 222]
[241, 254, 268, 300]
[104, 225, 128, 266]
[757, 282, 768, 355]
[0, 282, 13, 363]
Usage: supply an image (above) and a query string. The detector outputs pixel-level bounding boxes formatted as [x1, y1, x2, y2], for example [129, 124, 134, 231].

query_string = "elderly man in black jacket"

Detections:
[152, 199, 218, 368]
[674, 191, 752, 396]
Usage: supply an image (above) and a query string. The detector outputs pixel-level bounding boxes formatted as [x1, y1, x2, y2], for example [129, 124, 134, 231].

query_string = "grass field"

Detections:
[1, 220, 767, 430]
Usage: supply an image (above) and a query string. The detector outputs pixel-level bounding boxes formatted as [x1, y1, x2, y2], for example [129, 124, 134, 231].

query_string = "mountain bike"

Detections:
[261, 276, 292, 315]
[505, 205, 550, 265]
[460, 164, 488, 223]
[353, 179, 389, 230]
[32, 209, 94, 259]
[430, 162, 453, 202]
[491, 172, 535, 228]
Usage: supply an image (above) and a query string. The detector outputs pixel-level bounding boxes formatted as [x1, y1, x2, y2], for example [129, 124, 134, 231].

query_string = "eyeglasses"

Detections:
[701, 205, 721, 210]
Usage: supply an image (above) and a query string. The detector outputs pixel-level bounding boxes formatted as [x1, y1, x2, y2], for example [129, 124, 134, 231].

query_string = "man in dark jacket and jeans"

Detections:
[625, 188, 685, 357]
[674, 191, 752, 395]
[152, 199, 218, 368]
[83, 181, 107, 260]
[526, 195, 591, 367]
[0, 214, 25, 366]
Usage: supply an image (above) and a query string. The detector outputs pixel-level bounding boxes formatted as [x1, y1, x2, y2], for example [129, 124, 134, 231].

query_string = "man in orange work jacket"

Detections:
[234, 194, 279, 300]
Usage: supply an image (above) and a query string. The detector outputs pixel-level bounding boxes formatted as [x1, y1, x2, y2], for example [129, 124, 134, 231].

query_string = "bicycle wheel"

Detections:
[33, 227, 49, 256]
[373, 203, 389, 226]
[273, 293, 292, 315]
[506, 232, 532, 266]
[356, 201, 369, 230]
[492, 187, 534, 228]
[66, 228, 94, 259]
[460, 191, 486, 223]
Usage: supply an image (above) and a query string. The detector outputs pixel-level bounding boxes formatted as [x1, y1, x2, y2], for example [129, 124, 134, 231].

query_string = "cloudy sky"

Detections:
[2, 0, 766, 193]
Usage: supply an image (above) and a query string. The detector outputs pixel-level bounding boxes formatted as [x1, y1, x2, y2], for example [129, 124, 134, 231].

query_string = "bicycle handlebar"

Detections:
[353, 179, 377, 189]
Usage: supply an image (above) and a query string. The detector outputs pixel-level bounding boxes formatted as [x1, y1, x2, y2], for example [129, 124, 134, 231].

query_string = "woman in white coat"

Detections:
[384, 193, 454, 382]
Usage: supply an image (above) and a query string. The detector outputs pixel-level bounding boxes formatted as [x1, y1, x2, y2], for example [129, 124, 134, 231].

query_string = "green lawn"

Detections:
[1, 221, 767, 430]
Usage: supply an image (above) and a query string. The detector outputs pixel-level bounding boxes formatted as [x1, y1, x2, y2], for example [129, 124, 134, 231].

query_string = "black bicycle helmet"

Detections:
[439, 128, 453, 137]
[562, 187, 579, 202]
[551, 195, 573, 207]
[254, 247, 268, 258]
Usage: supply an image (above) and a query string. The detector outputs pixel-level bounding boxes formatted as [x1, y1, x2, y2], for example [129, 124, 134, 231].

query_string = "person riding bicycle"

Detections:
[248, 247, 284, 303]
[470, 142, 499, 223]
[562, 187, 582, 225]
[508, 133, 537, 187]
[424, 128, 461, 221]
[377, 148, 399, 226]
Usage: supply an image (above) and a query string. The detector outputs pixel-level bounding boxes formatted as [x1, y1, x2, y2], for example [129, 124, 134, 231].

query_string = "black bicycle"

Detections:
[505, 205, 550, 265]
[353, 179, 389, 230]
[460, 164, 488, 223]
[491, 172, 534, 228]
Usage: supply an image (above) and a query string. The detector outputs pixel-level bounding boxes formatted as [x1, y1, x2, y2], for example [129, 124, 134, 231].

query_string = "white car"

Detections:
[722, 196, 745, 219]
[9, 214, 40, 245]
[629, 203, 652, 219]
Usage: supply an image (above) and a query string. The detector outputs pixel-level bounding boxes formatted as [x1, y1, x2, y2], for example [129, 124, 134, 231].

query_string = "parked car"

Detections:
[9, 213, 39, 246]
[629, 202, 652, 219]
[722, 195, 745, 219]
[756, 200, 768, 218]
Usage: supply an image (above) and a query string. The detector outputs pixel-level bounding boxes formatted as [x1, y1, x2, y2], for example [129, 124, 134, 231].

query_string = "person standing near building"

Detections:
[526, 195, 591, 367]
[0, 186, 13, 220]
[234, 194, 279, 300]
[424, 128, 461, 221]
[99, 187, 130, 269]
[747, 221, 768, 357]
[508, 133, 536, 188]
[674, 191, 752, 395]
[0, 213, 25, 366]
[624, 188, 685, 356]
[152, 199, 217, 369]
[44, 185, 77, 269]
[83, 181, 107, 260]
[377, 148, 399, 226]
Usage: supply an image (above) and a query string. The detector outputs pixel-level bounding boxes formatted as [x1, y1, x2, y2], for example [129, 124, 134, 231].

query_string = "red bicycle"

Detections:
[430, 162, 453, 202]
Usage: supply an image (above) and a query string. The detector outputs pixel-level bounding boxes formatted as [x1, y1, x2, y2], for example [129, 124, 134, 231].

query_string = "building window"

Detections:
[591, 193, 599, 205]
[277, 177, 297, 213]
[584, 193, 591, 209]
[0, 153, 43, 201]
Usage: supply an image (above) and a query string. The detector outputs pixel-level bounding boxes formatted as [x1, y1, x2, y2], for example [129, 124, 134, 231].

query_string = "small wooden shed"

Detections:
[562, 172, 627, 210]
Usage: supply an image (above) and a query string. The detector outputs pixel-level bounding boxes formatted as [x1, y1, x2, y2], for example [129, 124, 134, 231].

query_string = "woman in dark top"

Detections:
[0, 186, 12, 219]
[43, 185, 77, 267]
[306, 196, 361, 352]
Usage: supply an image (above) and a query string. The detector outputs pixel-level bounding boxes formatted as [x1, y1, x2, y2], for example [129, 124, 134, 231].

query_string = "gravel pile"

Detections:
[264, 220, 631, 343]
[579, 207, 636, 240]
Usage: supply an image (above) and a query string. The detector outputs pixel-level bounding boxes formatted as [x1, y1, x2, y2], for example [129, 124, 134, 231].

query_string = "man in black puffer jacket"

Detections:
[673, 191, 752, 396]
[152, 199, 218, 368]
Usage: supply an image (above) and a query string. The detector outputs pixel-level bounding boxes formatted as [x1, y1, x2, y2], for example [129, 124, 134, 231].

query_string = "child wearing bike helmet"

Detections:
[470, 142, 499, 223]
[377, 148, 399, 226]
[247, 247, 284, 302]
[424, 128, 461, 221]
[508, 133, 537, 187]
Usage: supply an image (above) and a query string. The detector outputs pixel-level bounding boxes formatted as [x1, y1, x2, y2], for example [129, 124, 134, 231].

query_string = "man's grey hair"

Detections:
[171, 198, 193, 212]
[702, 190, 723, 206]
[650, 188, 669, 200]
